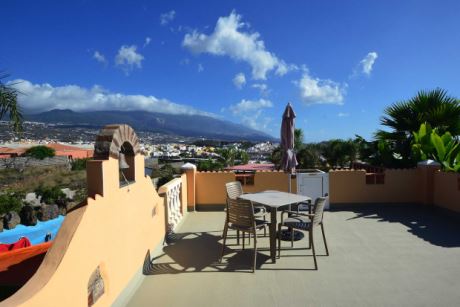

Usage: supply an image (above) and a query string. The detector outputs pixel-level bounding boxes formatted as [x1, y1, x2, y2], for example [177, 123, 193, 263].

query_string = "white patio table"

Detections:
[239, 190, 311, 263]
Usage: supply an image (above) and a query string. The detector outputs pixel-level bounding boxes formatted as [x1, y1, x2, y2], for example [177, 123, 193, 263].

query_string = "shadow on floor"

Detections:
[143, 231, 284, 275]
[335, 204, 460, 248]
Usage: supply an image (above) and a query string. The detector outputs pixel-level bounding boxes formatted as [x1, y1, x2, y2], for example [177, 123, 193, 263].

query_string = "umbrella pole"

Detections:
[288, 173, 291, 193]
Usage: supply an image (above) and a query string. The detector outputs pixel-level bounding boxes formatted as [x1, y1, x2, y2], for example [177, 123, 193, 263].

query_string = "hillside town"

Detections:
[0, 121, 278, 166]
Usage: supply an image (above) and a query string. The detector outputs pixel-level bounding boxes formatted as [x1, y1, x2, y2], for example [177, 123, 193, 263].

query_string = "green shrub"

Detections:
[155, 164, 176, 187]
[412, 123, 460, 172]
[0, 192, 23, 215]
[35, 186, 66, 205]
[25, 146, 55, 160]
[197, 159, 224, 171]
[71, 158, 89, 171]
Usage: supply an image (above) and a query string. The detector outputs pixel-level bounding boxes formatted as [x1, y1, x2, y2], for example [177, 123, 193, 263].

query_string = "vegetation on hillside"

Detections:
[0, 165, 86, 193]
[35, 186, 67, 205]
[152, 163, 178, 188]
[0, 191, 24, 215]
[25, 145, 56, 160]
[71, 158, 90, 171]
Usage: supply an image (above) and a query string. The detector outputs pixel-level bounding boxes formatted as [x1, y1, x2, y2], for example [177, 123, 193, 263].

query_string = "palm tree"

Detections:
[294, 128, 304, 151]
[0, 72, 23, 133]
[375, 88, 460, 166]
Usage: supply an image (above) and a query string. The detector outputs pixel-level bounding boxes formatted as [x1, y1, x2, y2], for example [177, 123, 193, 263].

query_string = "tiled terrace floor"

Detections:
[128, 206, 460, 307]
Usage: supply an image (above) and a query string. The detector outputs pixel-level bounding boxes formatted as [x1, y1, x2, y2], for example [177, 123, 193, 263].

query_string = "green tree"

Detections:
[197, 159, 224, 171]
[71, 158, 90, 171]
[217, 147, 249, 166]
[270, 146, 282, 169]
[35, 186, 66, 205]
[297, 143, 323, 169]
[235, 149, 249, 165]
[218, 147, 236, 166]
[412, 123, 460, 172]
[0, 191, 24, 215]
[25, 146, 56, 160]
[294, 128, 305, 151]
[155, 163, 177, 187]
[321, 139, 358, 168]
[375, 89, 460, 167]
[0, 72, 23, 133]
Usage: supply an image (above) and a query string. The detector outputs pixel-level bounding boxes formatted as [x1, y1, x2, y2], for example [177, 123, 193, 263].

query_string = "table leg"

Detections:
[270, 206, 277, 263]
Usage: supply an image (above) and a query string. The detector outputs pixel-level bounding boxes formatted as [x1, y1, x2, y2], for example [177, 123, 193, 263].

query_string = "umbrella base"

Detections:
[278, 229, 304, 241]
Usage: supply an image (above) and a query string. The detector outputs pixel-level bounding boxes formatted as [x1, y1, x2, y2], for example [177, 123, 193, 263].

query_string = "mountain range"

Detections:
[25, 109, 276, 142]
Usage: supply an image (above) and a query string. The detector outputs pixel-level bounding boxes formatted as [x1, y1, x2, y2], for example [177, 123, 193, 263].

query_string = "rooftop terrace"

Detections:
[128, 206, 460, 307]
[3, 125, 460, 306]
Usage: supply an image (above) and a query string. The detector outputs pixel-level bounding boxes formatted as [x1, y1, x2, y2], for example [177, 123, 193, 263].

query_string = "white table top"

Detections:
[239, 190, 311, 208]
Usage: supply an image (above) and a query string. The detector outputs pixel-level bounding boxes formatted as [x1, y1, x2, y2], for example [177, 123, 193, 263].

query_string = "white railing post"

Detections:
[162, 178, 183, 231]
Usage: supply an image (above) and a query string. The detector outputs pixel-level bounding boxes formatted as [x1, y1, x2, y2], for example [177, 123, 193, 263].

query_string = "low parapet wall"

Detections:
[195, 170, 295, 209]
[329, 168, 420, 204]
[190, 164, 458, 214]
[434, 171, 460, 213]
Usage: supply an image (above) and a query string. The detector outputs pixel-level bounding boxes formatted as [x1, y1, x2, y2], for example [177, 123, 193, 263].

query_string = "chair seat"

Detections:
[282, 216, 311, 230]
[230, 219, 269, 231]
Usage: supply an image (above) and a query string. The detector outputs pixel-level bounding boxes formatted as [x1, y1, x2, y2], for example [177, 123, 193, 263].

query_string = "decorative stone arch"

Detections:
[94, 124, 140, 185]
[93, 124, 141, 160]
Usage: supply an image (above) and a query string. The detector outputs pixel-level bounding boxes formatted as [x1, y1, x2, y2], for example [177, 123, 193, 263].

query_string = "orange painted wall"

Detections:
[4, 155, 166, 306]
[433, 171, 460, 213]
[195, 171, 296, 206]
[329, 169, 419, 204]
[195, 171, 235, 205]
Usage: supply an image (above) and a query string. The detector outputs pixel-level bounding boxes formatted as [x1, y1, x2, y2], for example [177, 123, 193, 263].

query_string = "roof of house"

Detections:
[0, 143, 93, 156]
[225, 163, 275, 171]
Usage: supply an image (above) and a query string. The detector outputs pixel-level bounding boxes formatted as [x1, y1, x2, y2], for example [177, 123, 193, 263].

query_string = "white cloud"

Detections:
[160, 10, 176, 25]
[241, 113, 273, 131]
[360, 52, 378, 75]
[233, 73, 246, 89]
[182, 11, 293, 80]
[9, 79, 214, 117]
[251, 83, 269, 95]
[197, 63, 204, 72]
[144, 37, 151, 47]
[115, 45, 144, 74]
[297, 73, 346, 105]
[93, 51, 107, 64]
[226, 97, 274, 130]
[337, 112, 349, 117]
[228, 98, 273, 115]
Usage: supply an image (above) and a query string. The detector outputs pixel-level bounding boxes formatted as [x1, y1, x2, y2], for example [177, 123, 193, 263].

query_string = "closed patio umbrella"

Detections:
[280, 102, 298, 192]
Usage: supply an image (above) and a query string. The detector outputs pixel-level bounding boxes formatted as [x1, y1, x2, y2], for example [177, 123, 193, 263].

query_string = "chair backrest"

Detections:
[312, 197, 327, 226]
[227, 198, 254, 228]
[225, 181, 243, 200]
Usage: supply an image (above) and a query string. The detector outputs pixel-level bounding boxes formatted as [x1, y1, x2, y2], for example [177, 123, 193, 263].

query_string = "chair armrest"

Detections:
[293, 201, 313, 214]
[280, 210, 314, 223]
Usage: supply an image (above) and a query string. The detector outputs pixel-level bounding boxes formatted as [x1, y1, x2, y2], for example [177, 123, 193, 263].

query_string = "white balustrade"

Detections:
[163, 178, 183, 231]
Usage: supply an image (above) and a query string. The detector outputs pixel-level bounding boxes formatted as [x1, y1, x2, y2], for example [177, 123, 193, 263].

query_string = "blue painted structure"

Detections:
[0, 216, 65, 245]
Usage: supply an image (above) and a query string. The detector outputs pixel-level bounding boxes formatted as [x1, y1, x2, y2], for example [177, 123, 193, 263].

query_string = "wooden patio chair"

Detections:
[277, 197, 329, 270]
[220, 198, 269, 272]
[225, 181, 268, 238]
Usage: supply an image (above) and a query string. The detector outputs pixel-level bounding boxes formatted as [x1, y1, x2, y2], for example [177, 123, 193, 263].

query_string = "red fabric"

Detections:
[0, 241, 52, 285]
[0, 237, 32, 253]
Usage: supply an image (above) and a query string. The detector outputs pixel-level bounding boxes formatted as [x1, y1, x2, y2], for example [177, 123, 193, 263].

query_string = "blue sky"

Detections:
[1, 0, 459, 141]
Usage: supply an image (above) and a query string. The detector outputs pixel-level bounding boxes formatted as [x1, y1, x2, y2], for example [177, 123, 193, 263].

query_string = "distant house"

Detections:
[225, 163, 275, 172]
[0, 143, 93, 159]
